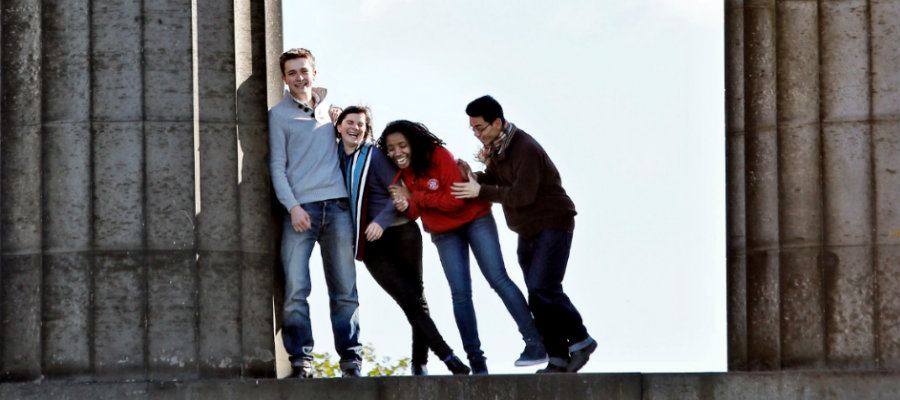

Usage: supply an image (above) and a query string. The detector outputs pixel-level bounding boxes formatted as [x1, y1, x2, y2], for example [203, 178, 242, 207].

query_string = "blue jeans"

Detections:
[281, 198, 362, 365]
[517, 228, 588, 361]
[431, 213, 541, 361]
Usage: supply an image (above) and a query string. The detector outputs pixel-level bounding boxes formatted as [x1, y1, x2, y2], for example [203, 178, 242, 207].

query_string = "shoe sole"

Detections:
[514, 355, 550, 367]
[566, 340, 598, 372]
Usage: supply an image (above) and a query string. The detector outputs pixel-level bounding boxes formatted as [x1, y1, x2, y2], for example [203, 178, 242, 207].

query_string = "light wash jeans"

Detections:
[281, 198, 362, 367]
[431, 213, 541, 362]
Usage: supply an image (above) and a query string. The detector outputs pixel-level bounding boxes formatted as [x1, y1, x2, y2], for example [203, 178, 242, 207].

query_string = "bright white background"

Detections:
[279, 0, 725, 375]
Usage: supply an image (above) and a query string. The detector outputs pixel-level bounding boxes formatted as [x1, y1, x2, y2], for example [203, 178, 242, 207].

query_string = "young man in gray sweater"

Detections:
[269, 48, 362, 378]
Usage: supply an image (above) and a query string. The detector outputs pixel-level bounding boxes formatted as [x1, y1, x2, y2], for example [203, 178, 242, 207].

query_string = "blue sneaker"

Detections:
[515, 341, 549, 366]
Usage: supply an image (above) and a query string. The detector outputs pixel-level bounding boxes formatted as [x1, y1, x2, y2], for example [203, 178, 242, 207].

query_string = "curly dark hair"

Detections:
[334, 105, 373, 143]
[377, 120, 445, 176]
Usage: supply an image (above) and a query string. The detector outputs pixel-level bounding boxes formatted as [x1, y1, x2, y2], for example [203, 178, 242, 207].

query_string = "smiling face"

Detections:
[385, 132, 412, 169]
[338, 112, 368, 154]
[281, 57, 316, 100]
[469, 115, 503, 146]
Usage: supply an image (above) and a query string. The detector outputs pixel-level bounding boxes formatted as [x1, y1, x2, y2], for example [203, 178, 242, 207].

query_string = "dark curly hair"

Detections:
[377, 120, 445, 176]
[334, 105, 373, 143]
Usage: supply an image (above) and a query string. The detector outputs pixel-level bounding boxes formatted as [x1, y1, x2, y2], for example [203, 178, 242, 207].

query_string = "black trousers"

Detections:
[363, 220, 453, 365]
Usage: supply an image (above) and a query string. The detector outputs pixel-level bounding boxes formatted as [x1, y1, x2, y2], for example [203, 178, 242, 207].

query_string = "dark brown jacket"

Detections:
[476, 124, 576, 238]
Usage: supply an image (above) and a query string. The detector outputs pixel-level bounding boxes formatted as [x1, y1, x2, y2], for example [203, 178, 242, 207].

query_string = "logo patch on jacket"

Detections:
[427, 178, 439, 191]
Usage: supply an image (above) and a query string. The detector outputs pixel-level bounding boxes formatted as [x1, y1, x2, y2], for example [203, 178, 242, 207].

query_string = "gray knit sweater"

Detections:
[269, 88, 347, 211]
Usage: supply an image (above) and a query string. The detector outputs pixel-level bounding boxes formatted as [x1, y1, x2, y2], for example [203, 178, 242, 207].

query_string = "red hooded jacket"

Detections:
[398, 146, 491, 234]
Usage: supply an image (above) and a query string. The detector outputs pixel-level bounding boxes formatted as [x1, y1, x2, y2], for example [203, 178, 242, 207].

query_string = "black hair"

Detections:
[465, 95, 505, 125]
[377, 120, 445, 176]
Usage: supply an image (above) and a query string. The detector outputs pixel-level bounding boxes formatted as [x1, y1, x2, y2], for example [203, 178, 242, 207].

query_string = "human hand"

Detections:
[290, 205, 311, 232]
[329, 106, 342, 123]
[388, 182, 411, 200]
[392, 196, 409, 212]
[457, 159, 472, 182]
[450, 171, 480, 198]
[365, 222, 384, 241]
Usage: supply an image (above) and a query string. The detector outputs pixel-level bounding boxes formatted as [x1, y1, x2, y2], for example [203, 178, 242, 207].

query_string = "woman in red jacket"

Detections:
[377, 120, 547, 374]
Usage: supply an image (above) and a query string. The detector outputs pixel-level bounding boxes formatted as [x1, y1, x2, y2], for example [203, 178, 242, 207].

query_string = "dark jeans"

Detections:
[363, 220, 453, 365]
[517, 228, 589, 360]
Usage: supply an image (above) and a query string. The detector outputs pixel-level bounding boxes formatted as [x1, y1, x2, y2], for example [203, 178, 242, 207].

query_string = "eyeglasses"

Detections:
[470, 124, 490, 134]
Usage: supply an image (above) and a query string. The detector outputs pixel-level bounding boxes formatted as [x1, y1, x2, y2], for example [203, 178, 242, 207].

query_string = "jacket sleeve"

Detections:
[477, 142, 542, 208]
[269, 109, 299, 212]
[474, 169, 496, 185]
[411, 148, 467, 212]
[369, 149, 399, 229]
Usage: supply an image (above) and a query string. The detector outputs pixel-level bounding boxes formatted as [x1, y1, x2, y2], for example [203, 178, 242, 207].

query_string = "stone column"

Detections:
[236, 0, 276, 377]
[871, 0, 900, 371]
[0, 0, 43, 382]
[41, 0, 93, 379]
[144, 0, 197, 381]
[726, 0, 900, 371]
[91, 0, 147, 380]
[0, 0, 279, 381]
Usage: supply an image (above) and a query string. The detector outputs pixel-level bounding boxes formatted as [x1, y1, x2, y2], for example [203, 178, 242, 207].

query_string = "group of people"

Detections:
[269, 48, 595, 378]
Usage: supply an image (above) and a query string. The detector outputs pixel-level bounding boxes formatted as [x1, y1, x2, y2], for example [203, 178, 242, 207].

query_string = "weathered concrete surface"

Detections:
[5, 372, 900, 400]
[0, 373, 642, 400]
[644, 372, 900, 400]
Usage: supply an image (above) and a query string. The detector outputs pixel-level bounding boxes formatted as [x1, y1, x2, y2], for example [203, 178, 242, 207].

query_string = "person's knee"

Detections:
[450, 289, 473, 305]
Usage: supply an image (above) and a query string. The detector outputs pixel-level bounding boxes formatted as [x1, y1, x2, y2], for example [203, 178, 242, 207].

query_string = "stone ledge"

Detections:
[2, 371, 900, 399]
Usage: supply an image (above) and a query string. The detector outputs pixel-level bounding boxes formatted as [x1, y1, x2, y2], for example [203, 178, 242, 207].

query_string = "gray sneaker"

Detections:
[515, 341, 549, 366]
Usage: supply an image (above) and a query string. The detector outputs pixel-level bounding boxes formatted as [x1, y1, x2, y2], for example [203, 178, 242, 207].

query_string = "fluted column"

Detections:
[0, 0, 279, 381]
[144, 0, 197, 380]
[726, 0, 900, 371]
[0, 0, 43, 382]
[871, 0, 900, 370]
[775, 0, 824, 370]
[41, 0, 92, 378]
[725, 0, 747, 371]
[91, 0, 147, 380]
[743, 0, 780, 371]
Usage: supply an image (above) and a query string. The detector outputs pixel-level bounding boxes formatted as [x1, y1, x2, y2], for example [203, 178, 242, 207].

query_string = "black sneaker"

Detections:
[470, 357, 488, 375]
[340, 360, 363, 377]
[341, 366, 361, 377]
[536, 364, 568, 374]
[443, 355, 471, 375]
[567, 338, 598, 372]
[412, 363, 428, 376]
[289, 360, 314, 378]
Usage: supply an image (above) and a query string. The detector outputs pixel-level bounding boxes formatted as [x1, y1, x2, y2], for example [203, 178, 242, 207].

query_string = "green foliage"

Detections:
[311, 344, 410, 377]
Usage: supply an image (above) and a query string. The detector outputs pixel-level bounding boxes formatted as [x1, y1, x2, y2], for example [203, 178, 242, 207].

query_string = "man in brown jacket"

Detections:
[452, 95, 596, 373]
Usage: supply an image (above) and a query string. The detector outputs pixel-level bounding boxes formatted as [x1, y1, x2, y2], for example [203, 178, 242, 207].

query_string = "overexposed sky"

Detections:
[280, 0, 725, 374]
